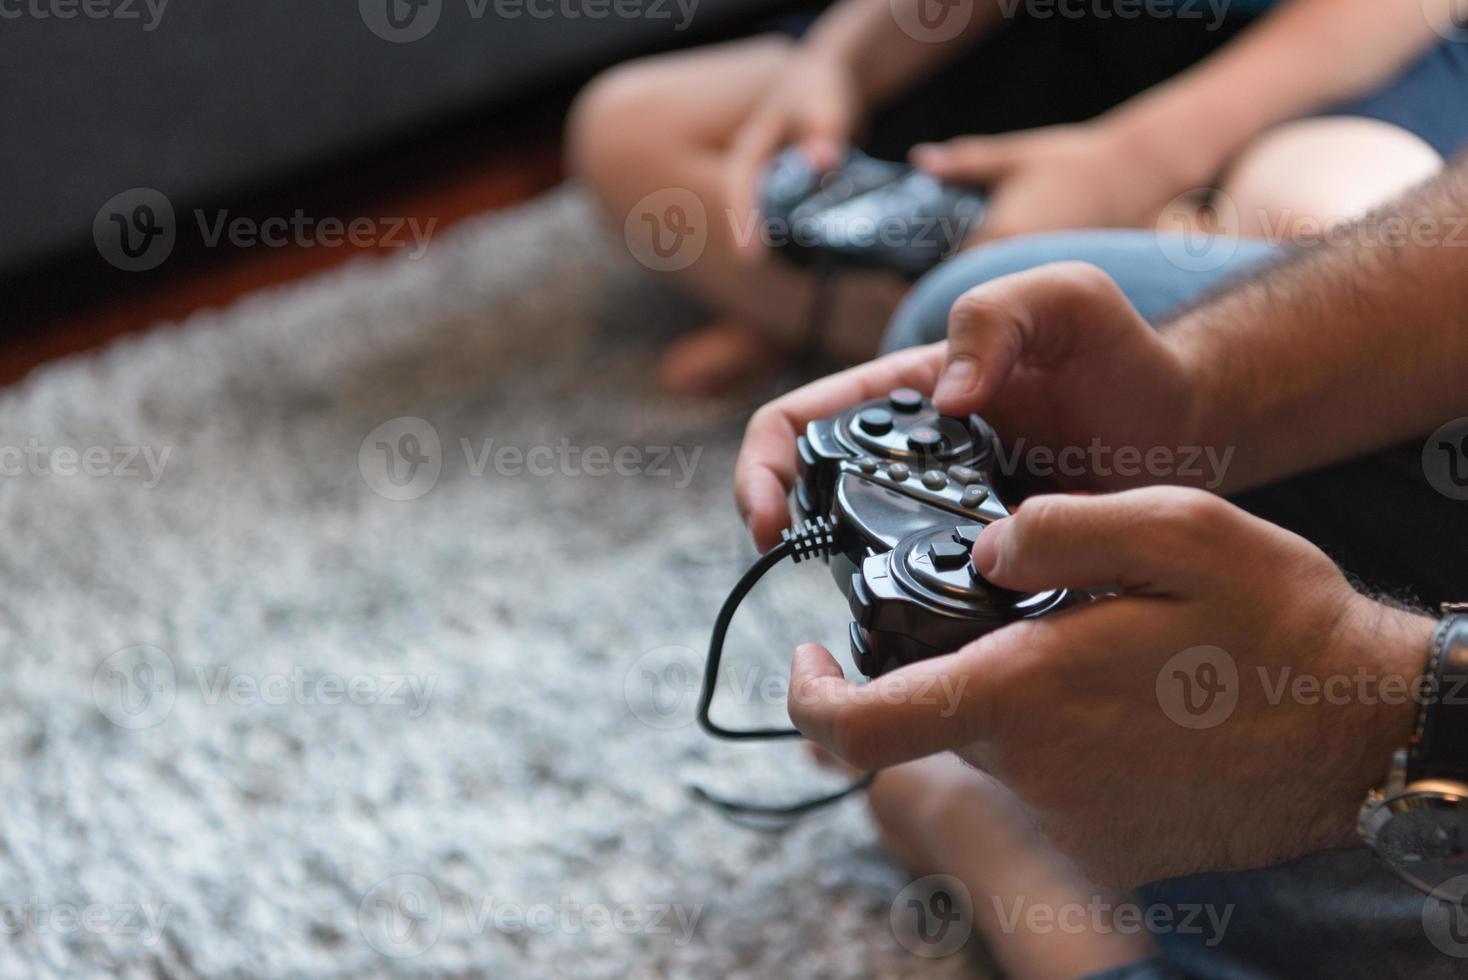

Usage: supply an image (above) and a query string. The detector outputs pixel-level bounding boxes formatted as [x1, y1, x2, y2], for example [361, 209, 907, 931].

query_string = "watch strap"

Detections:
[1408, 610, 1468, 782]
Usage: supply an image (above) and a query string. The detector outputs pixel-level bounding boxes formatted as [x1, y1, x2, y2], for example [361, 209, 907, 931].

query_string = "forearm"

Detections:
[801, 0, 1002, 106]
[944, 817, 1155, 979]
[1106, 0, 1443, 185]
[1168, 159, 1468, 493]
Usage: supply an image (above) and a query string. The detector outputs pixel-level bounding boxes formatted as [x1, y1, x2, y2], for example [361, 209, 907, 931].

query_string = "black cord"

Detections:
[689, 772, 877, 823]
[692, 516, 876, 821]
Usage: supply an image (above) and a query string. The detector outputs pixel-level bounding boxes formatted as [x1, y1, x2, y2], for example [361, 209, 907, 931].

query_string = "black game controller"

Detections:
[794, 388, 1072, 677]
[759, 148, 986, 280]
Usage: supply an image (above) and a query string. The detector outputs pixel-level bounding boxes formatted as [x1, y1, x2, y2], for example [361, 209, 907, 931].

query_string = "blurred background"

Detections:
[3, 0, 808, 375]
[0, 3, 972, 978]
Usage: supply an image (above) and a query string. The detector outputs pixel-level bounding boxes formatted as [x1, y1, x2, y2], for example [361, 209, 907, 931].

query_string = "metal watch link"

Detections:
[1360, 605, 1468, 900]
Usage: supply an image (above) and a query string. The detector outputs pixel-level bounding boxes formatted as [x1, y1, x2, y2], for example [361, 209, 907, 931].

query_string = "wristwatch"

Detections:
[1360, 605, 1468, 900]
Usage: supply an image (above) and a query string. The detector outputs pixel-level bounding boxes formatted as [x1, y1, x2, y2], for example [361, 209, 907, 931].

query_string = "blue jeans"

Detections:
[880, 231, 1468, 980]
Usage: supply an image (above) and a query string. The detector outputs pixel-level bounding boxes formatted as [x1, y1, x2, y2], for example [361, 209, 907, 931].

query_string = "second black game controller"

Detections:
[794, 388, 1073, 677]
[759, 148, 986, 280]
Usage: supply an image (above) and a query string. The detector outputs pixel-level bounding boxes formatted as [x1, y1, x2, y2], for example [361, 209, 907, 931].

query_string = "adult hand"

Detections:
[733, 263, 1205, 553]
[912, 120, 1206, 245]
[726, 50, 865, 257]
[786, 486, 1433, 888]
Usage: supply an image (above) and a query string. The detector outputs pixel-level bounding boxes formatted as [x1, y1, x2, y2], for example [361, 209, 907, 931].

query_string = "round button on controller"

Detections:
[887, 463, 910, 482]
[907, 426, 944, 453]
[888, 388, 924, 413]
[961, 485, 989, 508]
[857, 407, 894, 435]
[922, 470, 947, 490]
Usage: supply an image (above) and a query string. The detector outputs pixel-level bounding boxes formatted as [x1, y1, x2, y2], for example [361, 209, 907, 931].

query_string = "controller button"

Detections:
[857, 457, 878, 474]
[887, 463, 910, 482]
[857, 407, 894, 435]
[797, 436, 818, 469]
[888, 388, 924, 413]
[922, 470, 947, 490]
[848, 622, 874, 676]
[961, 485, 990, 508]
[906, 426, 944, 452]
[927, 541, 970, 571]
[947, 465, 982, 486]
[953, 524, 982, 547]
[850, 574, 875, 628]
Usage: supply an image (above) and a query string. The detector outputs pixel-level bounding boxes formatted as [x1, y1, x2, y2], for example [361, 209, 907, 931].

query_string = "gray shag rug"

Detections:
[0, 189, 987, 978]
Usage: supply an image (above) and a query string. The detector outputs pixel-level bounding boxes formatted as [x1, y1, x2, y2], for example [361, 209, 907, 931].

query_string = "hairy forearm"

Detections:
[802, 0, 1002, 106]
[1108, 0, 1443, 184]
[1168, 158, 1468, 492]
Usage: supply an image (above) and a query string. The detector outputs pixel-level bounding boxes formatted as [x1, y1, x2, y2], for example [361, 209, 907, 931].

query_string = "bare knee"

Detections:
[567, 60, 669, 191]
[1220, 116, 1444, 240]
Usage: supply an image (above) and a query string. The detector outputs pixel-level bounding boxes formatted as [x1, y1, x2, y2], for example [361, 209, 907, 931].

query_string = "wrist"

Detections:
[1316, 597, 1435, 848]
[1102, 96, 1242, 193]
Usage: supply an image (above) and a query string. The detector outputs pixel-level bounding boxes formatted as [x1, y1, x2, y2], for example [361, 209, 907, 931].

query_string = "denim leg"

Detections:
[880, 230, 1281, 354]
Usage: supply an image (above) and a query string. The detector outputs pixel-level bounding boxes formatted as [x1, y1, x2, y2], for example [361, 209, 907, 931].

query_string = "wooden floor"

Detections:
[2, 109, 567, 389]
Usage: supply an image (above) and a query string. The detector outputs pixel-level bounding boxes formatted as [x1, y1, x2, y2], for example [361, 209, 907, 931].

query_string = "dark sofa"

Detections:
[1, 0, 789, 274]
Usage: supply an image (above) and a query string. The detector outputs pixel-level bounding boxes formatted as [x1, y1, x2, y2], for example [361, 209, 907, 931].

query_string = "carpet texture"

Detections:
[0, 189, 985, 978]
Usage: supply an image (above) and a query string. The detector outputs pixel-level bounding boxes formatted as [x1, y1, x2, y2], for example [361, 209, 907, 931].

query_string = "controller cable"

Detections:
[692, 515, 877, 822]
